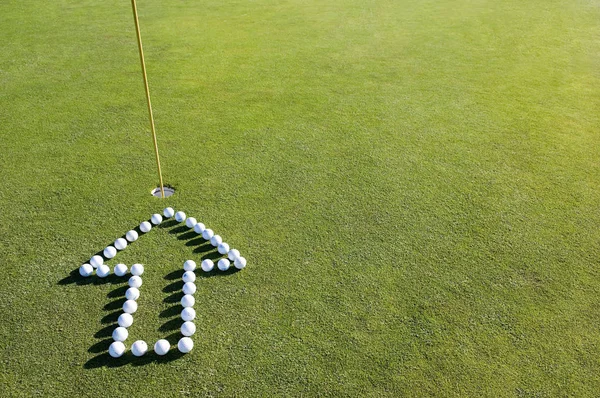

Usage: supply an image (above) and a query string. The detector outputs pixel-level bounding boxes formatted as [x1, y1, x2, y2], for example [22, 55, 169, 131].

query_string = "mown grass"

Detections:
[0, 0, 599, 396]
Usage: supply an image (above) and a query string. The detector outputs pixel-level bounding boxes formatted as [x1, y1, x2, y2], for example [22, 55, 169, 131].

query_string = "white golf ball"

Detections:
[90, 255, 103, 268]
[201, 259, 214, 272]
[123, 299, 138, 314]
[108, 341, 126, 358]
[154, 339, 170, 356]
[140, 221, 152, 233]
[181, 294, 195, 308]
[114, 238, 128, 251]
[175, 211, 186, 223]
[234, 257, 247, 270]
[128, 275, 142, 288]
[181, 307, 196, 322]
[125, 287, 140, 301]
[183, 260, 196, 272]
[97, 264, 110, 278]
[202, 228, 214, 240]
[210, 235, 223, 247]
[178, 337, 194, 353]
[112, 326, 128, 342]
[181, 321, 196, 337]
[126, 230, 138, 242]
[164, 207, 175, 218]
[228, 249, 241, 261]
[183, 282, 196, 295]
[103, 246, 117, 259]
[182, 271, 196, 283]
[217, 242, 230, 255]
[114, 263, 128, 277]
[118, 313, 133, 328]
[79, 264, 94, 277]
[193, 222, 205, 234]
[217, 258, 230, 271]
[185, 217, 197, 228]
[151, 213, 163, 225]
[131, 340, 148, 357]
[131, 263, 144, 276]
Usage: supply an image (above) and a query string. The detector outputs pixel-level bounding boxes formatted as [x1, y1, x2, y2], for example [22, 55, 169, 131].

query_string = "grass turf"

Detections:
[1, 0, 599, 396]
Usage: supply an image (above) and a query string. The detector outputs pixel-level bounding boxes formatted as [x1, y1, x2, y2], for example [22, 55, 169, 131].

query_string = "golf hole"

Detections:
[151, 187, 175, 198]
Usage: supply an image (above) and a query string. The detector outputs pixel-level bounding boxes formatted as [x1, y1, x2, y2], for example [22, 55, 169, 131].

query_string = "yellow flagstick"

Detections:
[131, 0, 165, 198]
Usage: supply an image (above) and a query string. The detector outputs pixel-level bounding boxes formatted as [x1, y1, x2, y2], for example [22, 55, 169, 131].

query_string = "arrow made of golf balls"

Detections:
[77, 208, 247, 358]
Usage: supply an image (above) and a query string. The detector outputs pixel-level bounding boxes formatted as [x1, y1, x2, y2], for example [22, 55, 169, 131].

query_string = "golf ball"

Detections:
[181, 307, 196, 322]
[181, 321, 196, 337]
[131, 340, 148, 357]
[128, 275, 142, 288]
[181, 294, 195, 308]
[217, 242, 230, 255]
[114, 263, 128, 277]
[164, 207, 175, 218]
[202, 228, 214, 240]
[154, 339, 170, 356]
[234, 257, 247, 270]
[228, 249, 241, 261]
[103, 246, 117, 259]
[140, 221, 152, 233]
[183, 260, 196, 272]
[79, 263, 94, 277]
[217, 258, 230, 271]
[123, 300, 138, 314]
[175, 211, 186, 223]
[210, 235, 223, 247]
[112, 326, 128, 342]
[182, 271, 196, 283]
[183, 282, 196, 295]
[97, 264, 110, 278]
[118, 313, 133, 328]
[131, 263, 144, 276]
[178, 337, 194, 353]
[114, 238, 127, 251]
[90, 255, 103, 268]
[108, 341, 126, 358]
[125, 230, 138, 242]
[201, 259, 214, 272]
[185, 217, 197, 228]
[125, 287, 140, 301]
[151, 213, 163, 225]
[193, 222, 205, 234]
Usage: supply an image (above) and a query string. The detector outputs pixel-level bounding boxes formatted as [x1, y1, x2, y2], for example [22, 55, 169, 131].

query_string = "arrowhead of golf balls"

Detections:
[163, 207, 174, 218]
[234, 257, 247, 270]
[178, 337, 194, 353]
[228, 249, 240, 261]
[131, 263, 144, 276]
[108, 341, 126, 358]
[79, 263, 94, 277]
[183, 260, 196, 272]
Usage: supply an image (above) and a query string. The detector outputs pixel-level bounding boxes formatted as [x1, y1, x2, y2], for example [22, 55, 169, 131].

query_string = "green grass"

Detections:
[1, 0, 599, 396]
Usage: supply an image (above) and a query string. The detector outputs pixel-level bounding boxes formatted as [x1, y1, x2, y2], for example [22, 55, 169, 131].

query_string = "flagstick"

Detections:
[131, 0, 165, 198]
